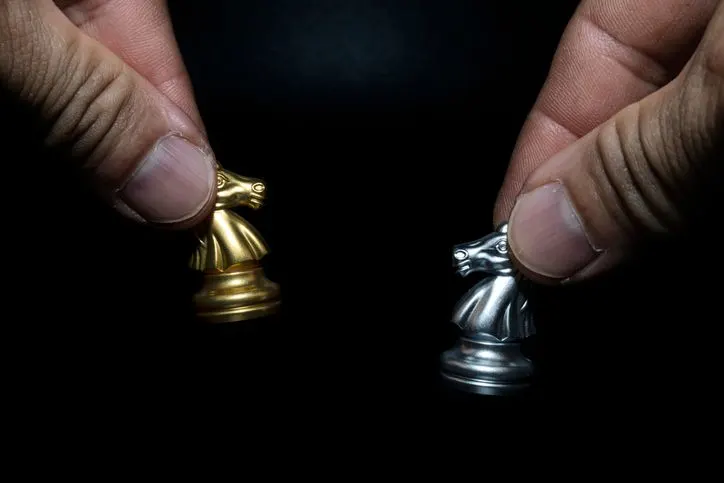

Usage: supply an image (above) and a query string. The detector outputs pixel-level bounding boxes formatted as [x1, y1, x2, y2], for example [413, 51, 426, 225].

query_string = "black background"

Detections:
[6, 0, 722, 432]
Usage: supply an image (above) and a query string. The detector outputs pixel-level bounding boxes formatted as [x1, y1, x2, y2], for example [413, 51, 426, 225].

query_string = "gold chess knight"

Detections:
[440, 222, 536, 395]
[188, 165, 280, 323]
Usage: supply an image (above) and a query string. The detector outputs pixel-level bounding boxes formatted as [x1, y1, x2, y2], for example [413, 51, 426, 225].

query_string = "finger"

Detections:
[493, 0, 719, 224]
[0, 0, 216, 228]
[506, 1, 724, 284]
[55, 0, 204, 133]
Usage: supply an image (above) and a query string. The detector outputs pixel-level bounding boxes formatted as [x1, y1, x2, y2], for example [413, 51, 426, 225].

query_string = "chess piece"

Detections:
[188, 166, 280, 323]
[440, 222, 535, 395]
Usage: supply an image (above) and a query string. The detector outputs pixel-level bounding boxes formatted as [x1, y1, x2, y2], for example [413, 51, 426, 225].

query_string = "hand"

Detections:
[494, 0, 724, 284]
[0, 0, 217, 229]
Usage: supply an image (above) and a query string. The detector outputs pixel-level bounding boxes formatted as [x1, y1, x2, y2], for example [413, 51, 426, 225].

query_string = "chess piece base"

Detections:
[440, 337, 533, 396]
[193, 262, 280, 323]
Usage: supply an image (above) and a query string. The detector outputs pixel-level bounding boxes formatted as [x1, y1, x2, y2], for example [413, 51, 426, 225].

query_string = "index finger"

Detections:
[493, 0, 718, 224]
[57, 0, 205, 133]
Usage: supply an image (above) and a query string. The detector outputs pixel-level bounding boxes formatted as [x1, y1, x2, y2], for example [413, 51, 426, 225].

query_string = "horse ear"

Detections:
[496, 222, 509, 234]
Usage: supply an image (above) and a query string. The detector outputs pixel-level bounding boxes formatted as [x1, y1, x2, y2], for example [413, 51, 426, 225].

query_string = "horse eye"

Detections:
[496, 241, 508, 253]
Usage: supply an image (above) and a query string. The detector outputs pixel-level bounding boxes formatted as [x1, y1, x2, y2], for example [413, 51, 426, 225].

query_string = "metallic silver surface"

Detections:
[440, 338, 534, 396]
[441, 222, 536, 395]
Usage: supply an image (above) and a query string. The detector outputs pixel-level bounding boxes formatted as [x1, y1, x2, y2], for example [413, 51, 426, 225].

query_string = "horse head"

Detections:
[452, 223, 513, 277]
[215, 168, 267, 210]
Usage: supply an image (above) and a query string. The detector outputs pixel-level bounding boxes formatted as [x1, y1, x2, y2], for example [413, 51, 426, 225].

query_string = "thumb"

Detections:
[0, 1, 216, 228]
[506, 4, 724, 284]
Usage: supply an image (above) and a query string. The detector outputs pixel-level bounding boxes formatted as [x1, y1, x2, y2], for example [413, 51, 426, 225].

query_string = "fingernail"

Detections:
[508, 182, 599, 279]
[120, 134, 216, 224]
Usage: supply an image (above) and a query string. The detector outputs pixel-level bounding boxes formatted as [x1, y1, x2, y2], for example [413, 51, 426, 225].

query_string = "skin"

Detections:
[1, 0, 217, 229]
[494, 0, 724, 285]
[2, 1, 723, 287]
[54, 0, 204, 132]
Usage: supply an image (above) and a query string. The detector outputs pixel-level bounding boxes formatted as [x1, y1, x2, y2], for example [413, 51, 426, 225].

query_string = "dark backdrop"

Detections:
[8, 0, 721, 431]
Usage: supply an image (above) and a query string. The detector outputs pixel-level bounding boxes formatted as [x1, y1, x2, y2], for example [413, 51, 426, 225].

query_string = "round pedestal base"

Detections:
[193, 264, 280, 323]
[440, 337, 534, 396]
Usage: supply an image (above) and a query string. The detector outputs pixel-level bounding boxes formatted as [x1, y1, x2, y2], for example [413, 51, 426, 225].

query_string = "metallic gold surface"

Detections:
[189, 167, 280, 322]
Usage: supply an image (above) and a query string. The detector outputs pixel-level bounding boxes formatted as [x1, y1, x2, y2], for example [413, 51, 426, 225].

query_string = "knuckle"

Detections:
[588, 107, 683, 240]
[44, 49, 146, 180]
[1, 3, 169, 192]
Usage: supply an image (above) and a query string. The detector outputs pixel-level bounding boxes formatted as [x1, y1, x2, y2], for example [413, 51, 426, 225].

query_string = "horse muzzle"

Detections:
[453, 248, 471, 274]
[453, 258, 473, 278]
[456, 263, 473, 277]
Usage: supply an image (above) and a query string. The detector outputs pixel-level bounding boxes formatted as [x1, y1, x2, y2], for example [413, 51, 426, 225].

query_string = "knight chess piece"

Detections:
[188, 166, 280, 323]
[440, 222, 536, 396]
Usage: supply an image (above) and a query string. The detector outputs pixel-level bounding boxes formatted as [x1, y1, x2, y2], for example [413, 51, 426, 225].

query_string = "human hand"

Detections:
[0, 0, 216, 228]
[494, 0, 723, 284]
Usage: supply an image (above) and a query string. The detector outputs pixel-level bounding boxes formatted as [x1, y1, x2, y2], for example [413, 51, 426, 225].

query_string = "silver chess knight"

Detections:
[440, 222, 536, 395]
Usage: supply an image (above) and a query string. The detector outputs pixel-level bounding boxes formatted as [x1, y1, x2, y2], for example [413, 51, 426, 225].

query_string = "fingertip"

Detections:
[117, 134, 218, 229]
[507, 182, 600, 283]
[508, 242, 565, 286]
